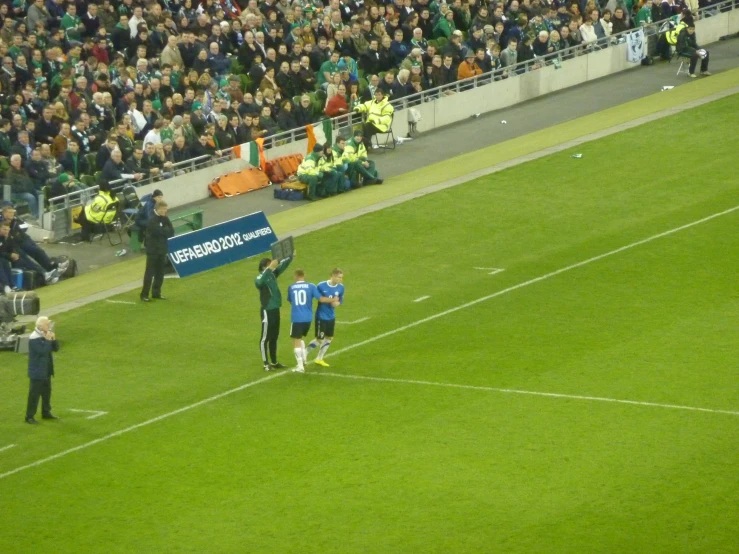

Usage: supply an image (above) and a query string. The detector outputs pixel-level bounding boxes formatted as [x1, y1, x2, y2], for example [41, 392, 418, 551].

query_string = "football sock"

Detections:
[317, 339, 332, 361]
[300, 340, 307, 363]
[294, 348, 304, 369]
[307, 340, 318, 350]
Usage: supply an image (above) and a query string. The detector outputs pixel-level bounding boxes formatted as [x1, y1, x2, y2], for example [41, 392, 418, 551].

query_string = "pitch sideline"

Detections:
[311, 373, 739, 417]
[1, 203, 738, 481]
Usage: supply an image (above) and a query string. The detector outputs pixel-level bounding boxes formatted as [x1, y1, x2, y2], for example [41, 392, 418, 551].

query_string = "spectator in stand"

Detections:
[27, 149, 51, 190]
[59, 141, 90, 180]
[97, 134, 120, 174]
[172, 136, 190, 164]
[636, 0, 654, 26]
[277, 100, 299, 131]
[501, 37, 519, 68]
[143, 119, 164, 147]
[439, 54, 457, 85]
[533, 31, 553, 58]
[53, 123, 73, 160]
[6, 154, 39, 219]
[102, 148, 143, 183]
[434, 9, 457, 39]
[611, 8, 631, 35]
[214, 115, 235, 150]
[325, 84, 348, 117]
[50, 173, 86, 199]
[457, 51, 483, 80]
[125, 146, 151, 180]
[294, 95, 314, 127]
[11, 131, 33, 165]
[391, 69, 414, 98]
[142, 143, 164, 178]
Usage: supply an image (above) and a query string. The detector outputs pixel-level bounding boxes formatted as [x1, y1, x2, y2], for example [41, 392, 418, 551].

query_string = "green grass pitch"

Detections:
[1, 94, 738, 553]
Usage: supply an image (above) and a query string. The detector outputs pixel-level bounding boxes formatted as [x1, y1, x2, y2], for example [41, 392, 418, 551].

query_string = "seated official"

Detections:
[354, 88, 395, 144]
[296, 145, 329, 201]
[677, 23, 710, 78]
[75, 180, 120, 242]
[331, 137, 351, 193]
[344, 129, 384, 188]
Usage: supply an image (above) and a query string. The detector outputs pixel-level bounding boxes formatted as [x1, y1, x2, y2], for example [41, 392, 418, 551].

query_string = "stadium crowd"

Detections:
[0, 0, 702, 219]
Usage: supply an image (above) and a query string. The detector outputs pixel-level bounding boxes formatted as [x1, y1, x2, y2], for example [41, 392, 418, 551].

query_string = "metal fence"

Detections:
[43, 149, 234, 237]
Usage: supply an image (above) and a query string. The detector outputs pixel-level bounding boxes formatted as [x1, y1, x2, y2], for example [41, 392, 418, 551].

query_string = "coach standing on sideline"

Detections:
[25, 316, 60, 424]
[255, 252, 294, 371]
[140, 200, 174, 302]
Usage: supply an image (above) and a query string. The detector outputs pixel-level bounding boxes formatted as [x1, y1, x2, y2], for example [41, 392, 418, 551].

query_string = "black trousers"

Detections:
[26, 378, 52, 419]
[259, 308, 280, 365]
[141, 253, 166, 298]
[363, 121, 384, 143]
[689, 51, 709, 74]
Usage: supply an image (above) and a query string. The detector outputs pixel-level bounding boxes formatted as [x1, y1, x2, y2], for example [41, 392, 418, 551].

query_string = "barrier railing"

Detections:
[43, 149, 235, 237]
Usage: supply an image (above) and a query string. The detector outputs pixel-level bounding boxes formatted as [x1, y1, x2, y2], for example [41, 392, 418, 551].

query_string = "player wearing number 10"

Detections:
[287, 269, 334, 373]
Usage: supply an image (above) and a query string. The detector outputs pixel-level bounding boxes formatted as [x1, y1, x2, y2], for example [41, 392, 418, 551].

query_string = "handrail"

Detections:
[47, 150, 233, 205]
[262, 0, 735, 145]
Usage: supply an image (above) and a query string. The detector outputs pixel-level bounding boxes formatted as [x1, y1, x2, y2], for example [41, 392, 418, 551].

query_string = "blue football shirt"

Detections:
[315, 281, 345, 321]
[287, 281, 321, 323]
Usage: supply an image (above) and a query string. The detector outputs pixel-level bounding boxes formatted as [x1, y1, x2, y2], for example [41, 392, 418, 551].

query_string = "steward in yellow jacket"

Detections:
[317, 142, 343, 196]
[76, 181, 120, 241]
[354, 88, 395, 142]
[297, 144, 330, 200]
[344, 129, 383, 188]
[657, 14, 690, 61]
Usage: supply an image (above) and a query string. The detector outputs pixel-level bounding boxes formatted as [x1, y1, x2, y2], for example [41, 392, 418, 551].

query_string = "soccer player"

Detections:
[308, 268, 344, 367]
[286, 269, 330, 372]
[255, 253, 293, 371]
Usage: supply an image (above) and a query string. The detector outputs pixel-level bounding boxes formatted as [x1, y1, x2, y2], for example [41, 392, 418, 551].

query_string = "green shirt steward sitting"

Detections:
[343, 129, 383, 188]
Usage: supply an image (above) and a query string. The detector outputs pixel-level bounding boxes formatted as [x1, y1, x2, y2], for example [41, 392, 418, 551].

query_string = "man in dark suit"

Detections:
[140, 200, 174, 302]
[25, 316, 60, 424]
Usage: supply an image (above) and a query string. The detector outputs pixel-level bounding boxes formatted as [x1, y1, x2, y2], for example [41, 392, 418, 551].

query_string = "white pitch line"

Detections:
[312, 373, 739, 417]
[105, 300, 136, 305]
[0, 444, 16, 453]
[0, 372, 284, 481]
[474, 267, 505, 276]
[336, 317, 371, 325]
[1, 204, 737, 481]
[69, 409, 108, 420]
[329, 204, 739, 359]
[413, 296, 431, 302]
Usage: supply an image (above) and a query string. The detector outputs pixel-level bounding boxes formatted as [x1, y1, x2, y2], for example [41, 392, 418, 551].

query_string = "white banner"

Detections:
[626, 28, 646, 64]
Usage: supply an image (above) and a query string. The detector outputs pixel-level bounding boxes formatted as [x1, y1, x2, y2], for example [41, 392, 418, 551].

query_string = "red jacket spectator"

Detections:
[325, 92, 349, 118]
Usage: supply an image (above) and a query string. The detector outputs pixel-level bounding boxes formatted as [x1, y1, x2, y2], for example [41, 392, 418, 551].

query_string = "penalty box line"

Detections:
[1, 204, 737, 481]
[311, 373, 739, 417]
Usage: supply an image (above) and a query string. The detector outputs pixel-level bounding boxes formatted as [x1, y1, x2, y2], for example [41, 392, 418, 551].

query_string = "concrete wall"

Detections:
[135, 157, 250, 205]
[115, 10, 739, 214]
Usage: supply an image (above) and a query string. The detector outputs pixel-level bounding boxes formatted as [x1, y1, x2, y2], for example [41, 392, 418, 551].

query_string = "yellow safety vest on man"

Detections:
[344, 139, 368, 163]
[84, 190, 118, 224]
[332, 145, 347, 168]
[297, 152, 322, 179]
[666, 21, 687, 45]
[355, 97, 394, 132]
